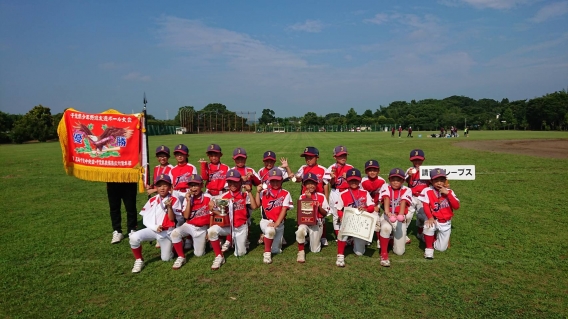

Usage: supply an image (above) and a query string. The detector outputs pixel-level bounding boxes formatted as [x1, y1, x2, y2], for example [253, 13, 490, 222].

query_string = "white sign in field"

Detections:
[338, 207, 378, 242]
[418, 165, 476, 180]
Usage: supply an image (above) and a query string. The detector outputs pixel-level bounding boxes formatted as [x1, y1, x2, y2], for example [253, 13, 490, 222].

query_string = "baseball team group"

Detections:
[109, 143, 460, 273]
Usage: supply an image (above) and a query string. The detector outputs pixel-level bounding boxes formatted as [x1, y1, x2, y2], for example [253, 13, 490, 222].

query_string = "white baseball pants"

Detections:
[171, 223, 208, 257]
[296, 223, 323, 253]
[380, 219, 407, 255]
[129, 228, 173, 261]
[260, 219, 284, 254]
[208, 223, 249, 256]
[423, 220, 451, 251]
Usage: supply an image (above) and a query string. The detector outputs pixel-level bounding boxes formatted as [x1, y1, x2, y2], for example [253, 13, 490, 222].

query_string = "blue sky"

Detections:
[1, 0, 567, 119]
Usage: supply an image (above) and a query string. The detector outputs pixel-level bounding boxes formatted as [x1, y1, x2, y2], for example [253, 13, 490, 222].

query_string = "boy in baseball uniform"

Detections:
[199, 144, 229, 200]
[146, 145, 174, 196]
[171, 144, 198, 204]
[208, 169, 258, 270]
[129, 174, 182, 273]
[334, 168, 376, 267]
[295, 172, 330, 263]
[377, 168, 413, 267]
[405, 149, 430, 243]
[170, 174, 212, 270]
[257, 150, 290, 245]
[419, 168, 460, 259]
[361, 160, 386, 249]
[284, 146, 330, 245]
[326, 146, 354, 240]
[254, 168, 293, 264]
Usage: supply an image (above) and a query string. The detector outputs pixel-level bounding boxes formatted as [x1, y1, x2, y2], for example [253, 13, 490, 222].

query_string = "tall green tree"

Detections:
[259, 109, 276, 125]
[12, 105, 55, 143]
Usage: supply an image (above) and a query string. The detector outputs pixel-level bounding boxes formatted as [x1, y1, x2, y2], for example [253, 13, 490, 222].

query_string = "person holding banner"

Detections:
[129, 174, 182, 273]
[108, 182, 138, 244]
[419, 169, 460, 259]
[295, 172, 330, 263]
[334, 168, 375, 267]
[255, 168, 293, 264]
[405, 149, 429, 243]
[208, 170, 258, 270]
[377, 168, 413, 267]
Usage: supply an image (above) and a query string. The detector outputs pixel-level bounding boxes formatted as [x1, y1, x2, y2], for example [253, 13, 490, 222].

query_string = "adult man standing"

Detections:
[108, 182, 138, 244]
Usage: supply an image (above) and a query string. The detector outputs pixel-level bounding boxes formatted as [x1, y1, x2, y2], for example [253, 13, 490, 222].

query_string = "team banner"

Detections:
[338, 207, 378, 242]
[57, 108, 148, 191]
[418, 165, 476, 180]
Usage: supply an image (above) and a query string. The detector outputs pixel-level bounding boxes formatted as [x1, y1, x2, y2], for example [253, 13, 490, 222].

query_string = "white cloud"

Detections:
[530, 1, 568, 22]
[363, 13, 390, 25]
[287, 19, 326, 33]
[122, 72, 151, 82]
[156, 16, 309, 69]
[441, 0, 533, 9]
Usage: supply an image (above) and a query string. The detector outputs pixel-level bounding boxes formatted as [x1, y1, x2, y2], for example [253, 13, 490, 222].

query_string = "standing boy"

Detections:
[405, 149, 429, 243]
[146, 145, 174, 196]
[171, 144, 198, 203]
[361, 160, 386, 248]
[326, 146, 354, 240]
[199, 144, 229, 200]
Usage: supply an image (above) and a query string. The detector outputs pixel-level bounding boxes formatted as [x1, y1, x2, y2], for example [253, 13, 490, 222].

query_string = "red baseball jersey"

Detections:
[296, 164, 329, 194]
[171, 162, 198, 191]
[419, 187, 460, 222]
[259, 188, 293, 221]
[140, 195, 182, 232]
[335, 188, 375, 218]
[299, 192, 330, 219]
[361, 176, 386, 205]
[153, 164, 174, 185]
[183, 193, 213, 227]
[231, 166, 261, 187]
[326, 163, 354, 192]
[378, 184, 412, 215]
[200, 162, 230, 195]
[220, 190, 251, 228]
[406, 168, 430, 196]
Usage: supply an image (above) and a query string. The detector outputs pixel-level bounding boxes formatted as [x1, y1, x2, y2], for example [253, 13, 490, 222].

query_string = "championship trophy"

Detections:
[212, 199, 231, 227]
[297, 199, 317, 226]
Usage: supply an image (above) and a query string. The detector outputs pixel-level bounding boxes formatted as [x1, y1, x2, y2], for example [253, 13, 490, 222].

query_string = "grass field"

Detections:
[1, 130, 567, 318]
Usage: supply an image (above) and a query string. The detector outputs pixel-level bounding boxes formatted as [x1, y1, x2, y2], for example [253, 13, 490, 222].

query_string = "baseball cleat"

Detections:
[111, 231, 124, 244]
[406, 236, 411, 245]
[424, 248, 434, 259]
[380, 258, 391, 267]
[184, 238, 193, 250]
[221, 240, 232, 252]
[263, 252, 272, 264]
[131, 259, 144, 273]
[336, 254, 345, 267]
[172, 257, 186, 270]
[211, 254, 225, 270]
[297, 250, 306, 263]
[155, 241, 161, 248]
[321, 238, 329, 247]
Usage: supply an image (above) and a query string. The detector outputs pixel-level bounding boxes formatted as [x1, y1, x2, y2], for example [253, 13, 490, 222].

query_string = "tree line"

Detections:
[1, 89, 566, 143]
[259, 90, 568, 131]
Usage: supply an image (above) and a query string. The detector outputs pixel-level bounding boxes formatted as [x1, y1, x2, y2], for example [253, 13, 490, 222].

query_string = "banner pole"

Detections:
[143, 92, 150, 196]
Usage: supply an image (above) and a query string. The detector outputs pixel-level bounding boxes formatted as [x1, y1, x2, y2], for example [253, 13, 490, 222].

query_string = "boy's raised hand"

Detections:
[279, 157, 289, 168]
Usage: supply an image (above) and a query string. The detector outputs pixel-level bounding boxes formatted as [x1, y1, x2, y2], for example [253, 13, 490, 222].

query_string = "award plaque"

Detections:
[297, 199, 317, 226]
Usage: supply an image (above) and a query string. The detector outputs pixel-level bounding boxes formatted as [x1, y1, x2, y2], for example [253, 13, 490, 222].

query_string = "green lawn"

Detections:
[1, 130, 567, 318]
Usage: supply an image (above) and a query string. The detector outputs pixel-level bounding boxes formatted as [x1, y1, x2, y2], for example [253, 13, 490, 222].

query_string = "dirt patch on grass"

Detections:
[455, 139, 568, 159]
